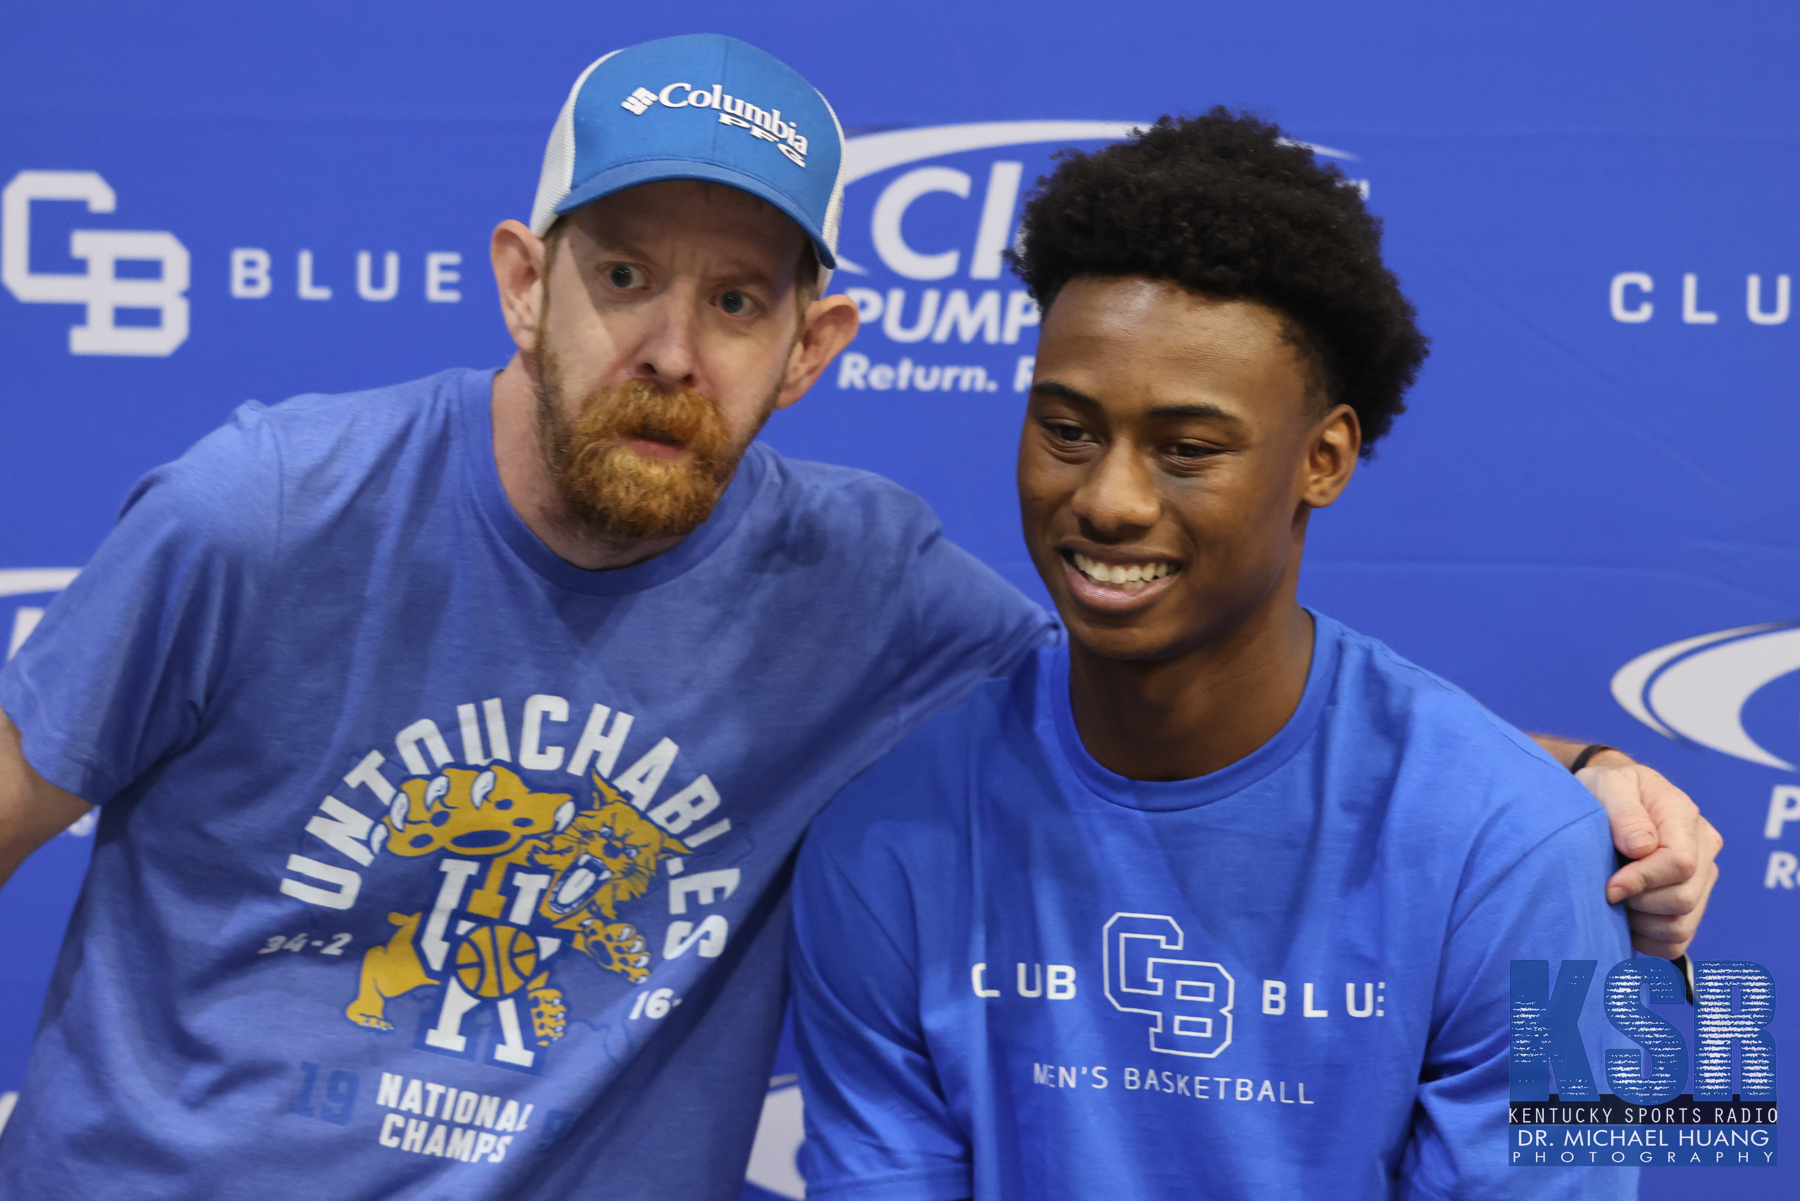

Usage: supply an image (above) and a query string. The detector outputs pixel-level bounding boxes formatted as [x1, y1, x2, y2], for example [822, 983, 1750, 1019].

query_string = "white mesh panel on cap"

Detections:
[529, 50, 621, 236]
[815, 89, 848, 294]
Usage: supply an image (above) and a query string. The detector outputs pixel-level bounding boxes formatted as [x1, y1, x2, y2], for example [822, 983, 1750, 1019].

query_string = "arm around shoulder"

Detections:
[1529, 733, 1722, 958]
[899, 532, 1055, 726]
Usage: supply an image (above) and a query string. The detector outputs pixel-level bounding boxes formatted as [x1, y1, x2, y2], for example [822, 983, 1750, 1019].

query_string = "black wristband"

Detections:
[1673, 954, 1696, 1005]
[1568, 744, 1617, 773]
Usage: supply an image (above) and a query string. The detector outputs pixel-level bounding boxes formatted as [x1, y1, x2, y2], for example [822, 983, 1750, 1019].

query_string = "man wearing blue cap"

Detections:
[0, 33, 1051, 1199]
[0, 32, 1718, 1201]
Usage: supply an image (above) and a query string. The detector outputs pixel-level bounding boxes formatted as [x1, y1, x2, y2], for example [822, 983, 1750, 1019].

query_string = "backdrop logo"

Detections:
[1608, 271, 1791, 326]
[1612, 623, 1800, 770]
[2, 568, 92, 838]
[830, 122, 1359, 397]
[744, 1073, 805, 1200]
[2, 171, 190, 356]
[2, 568, 78, 662]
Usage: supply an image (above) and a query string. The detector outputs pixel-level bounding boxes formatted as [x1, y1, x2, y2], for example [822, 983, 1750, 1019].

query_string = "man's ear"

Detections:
[773, 294, 861, 410]
[492, 219, 550, 356]
[1299, 403, 1361, 510]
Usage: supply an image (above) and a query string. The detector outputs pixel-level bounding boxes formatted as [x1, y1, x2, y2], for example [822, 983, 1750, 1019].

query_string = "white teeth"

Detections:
[1071, 553, 1174, 590]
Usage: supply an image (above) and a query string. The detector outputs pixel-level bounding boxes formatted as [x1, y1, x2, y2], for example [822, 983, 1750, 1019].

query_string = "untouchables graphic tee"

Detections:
[790, 617, 1635, 1201]
[0, 367, 1054, 1200]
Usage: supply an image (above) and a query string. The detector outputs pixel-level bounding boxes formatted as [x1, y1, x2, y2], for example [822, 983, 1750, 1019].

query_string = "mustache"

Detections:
[539, 375, 737, 542]
[565, 378, 730, 476]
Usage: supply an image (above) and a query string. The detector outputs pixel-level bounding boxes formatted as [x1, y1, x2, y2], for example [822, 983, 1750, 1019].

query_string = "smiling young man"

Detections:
[789, 112, 1638, 1200]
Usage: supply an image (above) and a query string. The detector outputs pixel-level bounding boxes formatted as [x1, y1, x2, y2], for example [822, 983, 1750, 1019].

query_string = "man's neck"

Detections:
[490, 356, 686, 571]
[1067, 597, 1315, 782]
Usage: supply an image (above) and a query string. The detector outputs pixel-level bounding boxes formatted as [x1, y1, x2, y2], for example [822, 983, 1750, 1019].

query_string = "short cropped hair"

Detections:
[1009, 109, 1428, 453]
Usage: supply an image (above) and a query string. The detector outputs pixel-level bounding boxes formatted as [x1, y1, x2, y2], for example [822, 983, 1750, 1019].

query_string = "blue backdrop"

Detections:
[1, 3, 1792, 1196]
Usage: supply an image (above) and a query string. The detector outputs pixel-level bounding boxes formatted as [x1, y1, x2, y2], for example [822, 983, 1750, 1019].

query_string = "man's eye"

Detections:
[1048, 423, 1086, 443]
[607, 264, 644, 289]
[1169, 442, 1214, 461]
[719, 289, 754, 316]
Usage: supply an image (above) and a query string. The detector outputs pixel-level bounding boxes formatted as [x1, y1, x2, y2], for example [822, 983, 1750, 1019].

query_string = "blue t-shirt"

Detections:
[790, 615, 1635, 1201]
[0, 367, 1055, 1200]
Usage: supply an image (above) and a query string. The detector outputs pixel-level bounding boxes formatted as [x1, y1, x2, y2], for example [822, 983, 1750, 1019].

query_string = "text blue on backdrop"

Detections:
[1, 4, 1793, 1197]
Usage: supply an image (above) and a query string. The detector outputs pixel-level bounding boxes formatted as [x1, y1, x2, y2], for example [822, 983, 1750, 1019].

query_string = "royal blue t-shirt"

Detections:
[0, 367, 1055, 1199]
[791, 615, 1635, 1201]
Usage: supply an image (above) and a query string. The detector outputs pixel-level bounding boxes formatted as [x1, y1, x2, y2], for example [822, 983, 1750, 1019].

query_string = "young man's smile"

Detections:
[1062, 549, 1180, 609]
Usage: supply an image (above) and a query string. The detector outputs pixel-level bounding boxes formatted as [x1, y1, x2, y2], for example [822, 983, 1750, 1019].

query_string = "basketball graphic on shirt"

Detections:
[341, 765, 693, 1074]
[455, 925, 538, 998]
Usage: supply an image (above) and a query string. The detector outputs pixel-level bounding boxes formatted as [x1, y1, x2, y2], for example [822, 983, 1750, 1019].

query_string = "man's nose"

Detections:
[1072, 444, 1160, 538]
[632, 292, 702, 388]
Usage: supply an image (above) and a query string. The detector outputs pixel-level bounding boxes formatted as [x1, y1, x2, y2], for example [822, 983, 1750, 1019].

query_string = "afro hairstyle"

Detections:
[1008, 108, 1428, 454]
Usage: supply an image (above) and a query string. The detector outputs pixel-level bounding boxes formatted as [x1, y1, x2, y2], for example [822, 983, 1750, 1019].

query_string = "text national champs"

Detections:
[0, 31, 1725, 1201]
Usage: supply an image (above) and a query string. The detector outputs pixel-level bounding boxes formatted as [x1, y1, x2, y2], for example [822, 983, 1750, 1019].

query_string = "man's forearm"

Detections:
[0, 705, 94, 888]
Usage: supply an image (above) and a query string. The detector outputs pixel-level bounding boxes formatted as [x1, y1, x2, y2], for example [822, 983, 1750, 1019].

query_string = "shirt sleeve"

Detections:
[897, 530, 1057, 733]
[790, 805, 973, 1201]
[0, 402, 281, 805]
[1402, 808, 1636, 1201]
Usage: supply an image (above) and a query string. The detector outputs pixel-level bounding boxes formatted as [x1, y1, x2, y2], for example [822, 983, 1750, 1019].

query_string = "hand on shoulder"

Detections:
[1580, 751, 1722, 958]
[1536, 739, 1723, 959]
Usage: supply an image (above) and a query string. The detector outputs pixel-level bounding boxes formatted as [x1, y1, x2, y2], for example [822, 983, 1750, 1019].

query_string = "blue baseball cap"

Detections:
[529, 34, 845, 272]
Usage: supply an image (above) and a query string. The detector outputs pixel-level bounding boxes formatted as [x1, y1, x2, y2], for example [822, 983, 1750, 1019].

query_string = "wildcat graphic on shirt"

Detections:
[344, 765, 688, 1063]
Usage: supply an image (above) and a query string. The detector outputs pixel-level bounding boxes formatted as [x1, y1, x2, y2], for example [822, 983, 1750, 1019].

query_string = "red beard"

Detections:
[538, 375, 737, 542]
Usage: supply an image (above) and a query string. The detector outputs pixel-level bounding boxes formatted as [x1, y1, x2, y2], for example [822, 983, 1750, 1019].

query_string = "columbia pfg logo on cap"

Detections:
[618, 83, 810, 168]
[528, 34, 844, 272]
